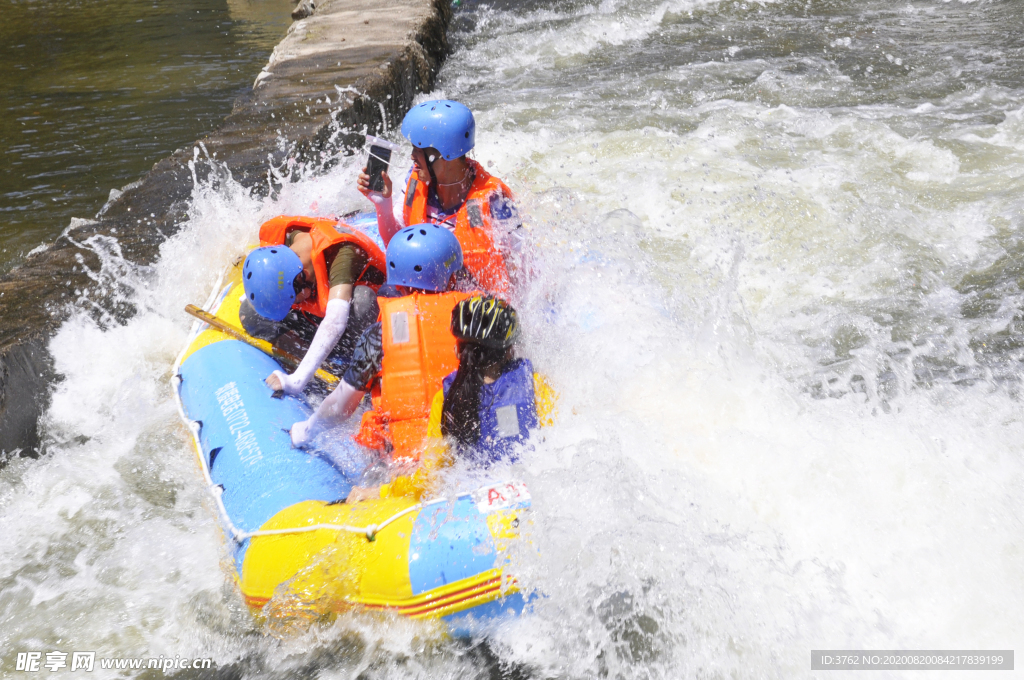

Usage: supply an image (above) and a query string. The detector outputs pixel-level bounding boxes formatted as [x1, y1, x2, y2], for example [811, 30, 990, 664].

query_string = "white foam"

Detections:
[5, 0, 1024, 675]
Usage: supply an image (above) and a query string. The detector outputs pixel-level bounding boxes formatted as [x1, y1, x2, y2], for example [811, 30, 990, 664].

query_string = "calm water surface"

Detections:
[0, 0, 294, 274]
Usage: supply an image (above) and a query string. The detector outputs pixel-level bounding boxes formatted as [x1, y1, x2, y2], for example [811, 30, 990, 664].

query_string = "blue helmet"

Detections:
[386, 224, 463, 292]
[242, 246, 303, 321]
[400, 100, 475, 161]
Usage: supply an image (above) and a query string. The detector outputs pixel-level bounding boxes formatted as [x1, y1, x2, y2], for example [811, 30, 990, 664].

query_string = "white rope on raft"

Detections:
[229, 496, 458, 542]
[171, 275, 467, 544]
[177, 371, 455, 544]
[171, 276, 245, 540]
[193, 420, 459, 543]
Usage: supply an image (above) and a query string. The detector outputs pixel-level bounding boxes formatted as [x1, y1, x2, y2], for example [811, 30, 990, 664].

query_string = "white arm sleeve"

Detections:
[290, 379, 365, 447]
[271, 298, 350, 396]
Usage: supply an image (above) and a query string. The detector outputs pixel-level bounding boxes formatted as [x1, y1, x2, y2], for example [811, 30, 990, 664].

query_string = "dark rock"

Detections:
[292, 0, 315, 20]
[0, 335, 55, 459]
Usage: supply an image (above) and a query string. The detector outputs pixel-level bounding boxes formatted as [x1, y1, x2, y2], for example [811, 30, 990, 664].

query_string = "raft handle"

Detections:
[208, 447, 223, 471]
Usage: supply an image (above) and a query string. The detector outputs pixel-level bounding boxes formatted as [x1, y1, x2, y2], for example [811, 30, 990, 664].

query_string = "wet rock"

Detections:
[0, 336, 54, 459]
[292, 0, 315, 20]
[0, 0, 452, 459]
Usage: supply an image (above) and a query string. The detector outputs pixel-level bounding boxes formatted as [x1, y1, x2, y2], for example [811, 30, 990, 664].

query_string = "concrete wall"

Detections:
[0, 0, 452, 457]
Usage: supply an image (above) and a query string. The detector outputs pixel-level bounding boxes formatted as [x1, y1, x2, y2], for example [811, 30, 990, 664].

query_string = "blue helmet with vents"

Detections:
[401, 100, 476, 161]
[242, 246, 303, 321]
[386, 224, 463, 292]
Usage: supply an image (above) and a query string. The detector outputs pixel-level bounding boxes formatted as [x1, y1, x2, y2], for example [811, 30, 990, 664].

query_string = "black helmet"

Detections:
[451, 295, 520, 350]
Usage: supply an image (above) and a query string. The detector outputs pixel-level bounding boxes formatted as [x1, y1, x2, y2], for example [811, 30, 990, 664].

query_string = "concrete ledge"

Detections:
[0, 0, 452, 457]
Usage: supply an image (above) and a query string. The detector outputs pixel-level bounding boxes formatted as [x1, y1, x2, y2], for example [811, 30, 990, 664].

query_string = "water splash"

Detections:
[4, 0, 1024, 677]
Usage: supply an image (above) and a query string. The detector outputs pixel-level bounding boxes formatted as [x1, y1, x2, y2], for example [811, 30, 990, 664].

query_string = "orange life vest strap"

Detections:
[353, 409, 388, 452]
[387, 419, 430, 463]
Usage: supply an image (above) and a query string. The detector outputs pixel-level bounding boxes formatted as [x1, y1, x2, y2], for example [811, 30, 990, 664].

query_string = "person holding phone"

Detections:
[356, 100, 525, 298]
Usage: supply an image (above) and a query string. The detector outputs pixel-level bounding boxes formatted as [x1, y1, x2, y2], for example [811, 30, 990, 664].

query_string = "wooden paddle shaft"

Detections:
[184, 304, 340, 386]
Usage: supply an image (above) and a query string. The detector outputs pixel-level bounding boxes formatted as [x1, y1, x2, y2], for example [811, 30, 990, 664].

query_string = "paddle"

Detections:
[184, 304, 340, 387]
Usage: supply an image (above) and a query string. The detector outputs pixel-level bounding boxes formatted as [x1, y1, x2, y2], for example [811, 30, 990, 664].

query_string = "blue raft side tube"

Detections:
[409, 494, 530, 632]
[408, 498, 499, 593]
[177, 339, 352, 572]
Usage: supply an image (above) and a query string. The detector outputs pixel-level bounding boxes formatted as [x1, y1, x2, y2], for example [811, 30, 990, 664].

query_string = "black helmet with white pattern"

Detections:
[451, 295, 520, 350]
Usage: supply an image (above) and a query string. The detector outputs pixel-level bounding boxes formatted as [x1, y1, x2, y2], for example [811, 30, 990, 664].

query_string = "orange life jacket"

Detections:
[402, 159, 513, 296]
[355, 291, 470, 461]
[259, 216, 386, 318]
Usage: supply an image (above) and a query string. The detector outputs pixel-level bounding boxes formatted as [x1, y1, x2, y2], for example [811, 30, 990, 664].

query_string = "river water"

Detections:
[0, 0, 294, 275]
[2, 0, 1024, 677]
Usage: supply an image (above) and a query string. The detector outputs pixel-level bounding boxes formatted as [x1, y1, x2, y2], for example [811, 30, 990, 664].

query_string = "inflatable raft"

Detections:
[171, 214, 530, 630]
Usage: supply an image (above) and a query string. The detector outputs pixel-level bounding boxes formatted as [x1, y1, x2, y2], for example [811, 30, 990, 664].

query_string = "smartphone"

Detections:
[365, 135, 402, 193]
